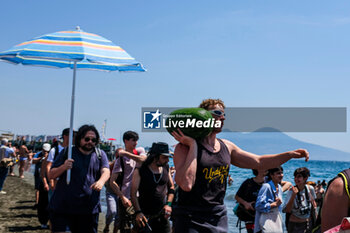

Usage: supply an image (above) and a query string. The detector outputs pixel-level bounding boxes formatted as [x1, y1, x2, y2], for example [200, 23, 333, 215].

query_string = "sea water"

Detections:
[100, 159, 350, 233]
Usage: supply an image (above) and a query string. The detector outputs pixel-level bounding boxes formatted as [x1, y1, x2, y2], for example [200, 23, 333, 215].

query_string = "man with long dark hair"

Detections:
[48, 124, 110, 233]
[131, 142, 175, 233]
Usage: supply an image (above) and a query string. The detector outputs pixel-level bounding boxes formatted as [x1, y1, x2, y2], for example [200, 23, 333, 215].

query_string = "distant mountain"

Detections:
[219, 128, 350, 161]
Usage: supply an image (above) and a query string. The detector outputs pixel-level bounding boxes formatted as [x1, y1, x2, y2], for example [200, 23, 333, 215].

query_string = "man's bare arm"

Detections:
[119, 149, 147, 163]
[110, 172, 131, 207]
[173, 142, 197, 192]
[48, 159, 73, 179]
[223, 139, 309, 170]
[172, 130, 198, 192]
[90, 167, 110, 191]
[322, 177, 349, 232]
[130, 168, 142, 212]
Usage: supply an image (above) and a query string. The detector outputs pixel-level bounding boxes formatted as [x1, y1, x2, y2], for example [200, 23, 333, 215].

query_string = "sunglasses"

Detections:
[84, 137, 97, 143]
[209, 110, 225, 117]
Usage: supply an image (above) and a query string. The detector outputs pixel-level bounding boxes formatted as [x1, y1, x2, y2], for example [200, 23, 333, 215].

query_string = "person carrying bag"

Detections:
[255, 167, 284, 233]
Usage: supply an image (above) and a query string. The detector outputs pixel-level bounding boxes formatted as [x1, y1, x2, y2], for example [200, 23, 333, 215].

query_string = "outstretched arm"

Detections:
[172, 130, 198, 192]
[223, 139, 309, 170]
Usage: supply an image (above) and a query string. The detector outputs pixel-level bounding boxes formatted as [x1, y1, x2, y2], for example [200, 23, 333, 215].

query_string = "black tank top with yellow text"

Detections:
[178, 139, 231, 207]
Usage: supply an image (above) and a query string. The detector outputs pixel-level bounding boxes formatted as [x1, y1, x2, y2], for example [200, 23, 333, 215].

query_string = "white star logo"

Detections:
[150, 109, 162, 122]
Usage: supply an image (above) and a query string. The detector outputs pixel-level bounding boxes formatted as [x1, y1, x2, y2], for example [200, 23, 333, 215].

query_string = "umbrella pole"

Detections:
[67, 61, 77, 184]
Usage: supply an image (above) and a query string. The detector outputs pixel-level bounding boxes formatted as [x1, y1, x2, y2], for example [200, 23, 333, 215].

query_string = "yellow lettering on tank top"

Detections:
[203, 165, 229, 183]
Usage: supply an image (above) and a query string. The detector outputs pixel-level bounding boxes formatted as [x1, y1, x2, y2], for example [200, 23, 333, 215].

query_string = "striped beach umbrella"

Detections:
[0, 26, 146, 184]
[0, 26, 145, 71]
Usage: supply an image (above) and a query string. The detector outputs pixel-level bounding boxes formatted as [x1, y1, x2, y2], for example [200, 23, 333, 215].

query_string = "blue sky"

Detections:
[1, 1, 350, 153]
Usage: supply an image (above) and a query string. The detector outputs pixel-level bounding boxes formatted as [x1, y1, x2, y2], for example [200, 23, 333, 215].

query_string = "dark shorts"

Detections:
[34, 174, 40, 190]
[173, 205, 228, 233]
[287, 221, 311, 233]
[50, 211, 99, 233]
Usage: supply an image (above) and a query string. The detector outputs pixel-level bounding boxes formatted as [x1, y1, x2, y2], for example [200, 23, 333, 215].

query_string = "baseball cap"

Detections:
[61, 128, 70, 137]
[60, 128, 77, 139]
[149, 142, 173, 157]
[42, 143, 51, 152]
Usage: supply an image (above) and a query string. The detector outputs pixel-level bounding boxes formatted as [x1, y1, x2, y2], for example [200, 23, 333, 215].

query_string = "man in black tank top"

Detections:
[131, 142, 175, 233]
[321, 169, 350, 232]
[171, 98, 310, 233]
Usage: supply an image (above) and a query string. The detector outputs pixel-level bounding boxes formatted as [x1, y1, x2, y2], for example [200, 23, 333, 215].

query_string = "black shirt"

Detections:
[178, 139, 231, 207]
[236, 178, 262, 203]
[138, 164, 170, 215]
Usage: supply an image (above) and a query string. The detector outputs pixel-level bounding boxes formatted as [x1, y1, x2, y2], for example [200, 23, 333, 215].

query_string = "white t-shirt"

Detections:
[283, 185, 316, 219]
[47, 144, 64, 163]
[111, 147, 146, 199]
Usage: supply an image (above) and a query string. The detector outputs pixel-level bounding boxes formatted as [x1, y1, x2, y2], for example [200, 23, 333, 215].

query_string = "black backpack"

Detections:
[113, 149, 139, 190]
[115, 156, 125, 189]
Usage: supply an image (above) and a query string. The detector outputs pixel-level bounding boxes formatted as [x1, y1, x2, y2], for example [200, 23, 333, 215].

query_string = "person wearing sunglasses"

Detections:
[48, 124, 110, 233]
[171, 98, 309, 233]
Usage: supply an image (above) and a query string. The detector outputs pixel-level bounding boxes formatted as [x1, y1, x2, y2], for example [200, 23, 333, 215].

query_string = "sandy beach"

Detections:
[0, 165, 105, 233]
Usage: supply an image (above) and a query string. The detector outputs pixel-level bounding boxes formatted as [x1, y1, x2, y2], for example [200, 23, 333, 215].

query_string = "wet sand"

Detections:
[0, 165, 105, 233]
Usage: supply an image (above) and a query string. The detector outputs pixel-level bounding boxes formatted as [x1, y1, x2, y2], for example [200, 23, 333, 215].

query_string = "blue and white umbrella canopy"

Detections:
[0, 27, 146, 72]
[0, 27, 145, 184]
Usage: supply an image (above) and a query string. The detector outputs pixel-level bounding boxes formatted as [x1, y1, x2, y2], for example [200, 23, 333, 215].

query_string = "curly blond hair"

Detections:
[199, 98, 225, 110]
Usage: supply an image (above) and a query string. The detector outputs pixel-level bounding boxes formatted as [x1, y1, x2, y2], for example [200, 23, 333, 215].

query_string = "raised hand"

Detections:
[290, 149, 309, 162]
[171, 129, 196, 147]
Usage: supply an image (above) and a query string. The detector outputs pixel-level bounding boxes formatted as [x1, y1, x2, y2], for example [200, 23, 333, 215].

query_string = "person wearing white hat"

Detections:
[32, 142, 51, 229]
[32, 143, 51, 207]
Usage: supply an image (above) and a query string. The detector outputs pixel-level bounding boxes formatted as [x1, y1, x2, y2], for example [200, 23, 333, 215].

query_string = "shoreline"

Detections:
[0, 165, 106, 233]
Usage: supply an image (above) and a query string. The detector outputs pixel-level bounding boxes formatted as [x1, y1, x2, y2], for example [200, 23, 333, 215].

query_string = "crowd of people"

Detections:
[0, 98, 348, 233]
[234, 166, 331, 233]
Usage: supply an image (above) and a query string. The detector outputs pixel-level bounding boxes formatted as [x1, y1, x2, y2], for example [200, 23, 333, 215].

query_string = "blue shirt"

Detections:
[0, 146, 14, 159]
[49, 147, 109, 214]
[33, 151, 44, 177]
[254, 180, 283, 233]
